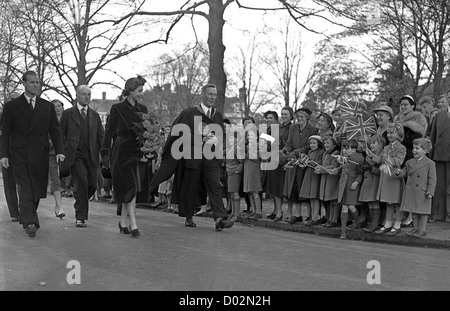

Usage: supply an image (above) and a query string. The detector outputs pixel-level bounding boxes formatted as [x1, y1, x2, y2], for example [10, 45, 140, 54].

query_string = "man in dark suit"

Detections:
[60, 85, 104, 228]
[0, 71, 65, 237]
[429, 93, 450, 222]
[1, 92, 20, 222]
[150, 83, 234, 231]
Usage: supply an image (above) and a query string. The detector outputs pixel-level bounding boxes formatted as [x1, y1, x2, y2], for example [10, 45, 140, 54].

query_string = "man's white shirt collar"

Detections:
[200, 103, 211, 116]
[24, 94, 37, 106]
[77, 103, 89, 113]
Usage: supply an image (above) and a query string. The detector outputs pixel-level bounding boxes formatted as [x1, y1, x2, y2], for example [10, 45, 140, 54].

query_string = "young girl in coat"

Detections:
[315, 136, 340, 227]
[242, 125, 263, 219]
[395, 138, 436, 238]
[336, 139, 365, 239]
[225, 129, 244, 221]
[300, 135, 325, 225]
[360, 135, 386, 232]
[375, 123, 406, 236]
[156, 126, 174, 211]
[355, 135, 370, 227]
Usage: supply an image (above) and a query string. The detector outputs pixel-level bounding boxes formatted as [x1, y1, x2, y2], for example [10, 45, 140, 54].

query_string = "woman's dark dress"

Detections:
[101, 100, 148, 203]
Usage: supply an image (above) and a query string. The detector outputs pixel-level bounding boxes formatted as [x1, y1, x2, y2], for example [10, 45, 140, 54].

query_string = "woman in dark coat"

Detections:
[394, 95, 427, 165]
[264, 108, 293, 222]
[101, 76, 148, 237]
[281, 107, 318, 224]
[393, 95, 427, 227]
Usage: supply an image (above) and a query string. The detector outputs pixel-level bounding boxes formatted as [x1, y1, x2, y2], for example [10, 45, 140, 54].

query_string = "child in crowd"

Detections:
[360, 135, 386, 232]
[375, 123, 406, 235]
[300, 135, 325, 225]
[225, 129, 244, 221]
[315, 136, 341, 227]
[242, 125, 263, 219]
[395, 138, 436, 238]
[156, 125, 174, 211]
[356, 135, 370, 227]
[336, 139, 365, 239]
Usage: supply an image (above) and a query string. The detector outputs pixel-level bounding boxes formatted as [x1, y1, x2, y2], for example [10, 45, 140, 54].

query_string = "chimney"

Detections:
[102, 92, 106, 100]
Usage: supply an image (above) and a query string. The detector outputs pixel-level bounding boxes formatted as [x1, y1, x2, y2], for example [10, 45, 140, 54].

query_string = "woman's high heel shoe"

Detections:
[55, 212, 65, 219]
[118, 222, 131, 234]
[131, 228, 140, 237]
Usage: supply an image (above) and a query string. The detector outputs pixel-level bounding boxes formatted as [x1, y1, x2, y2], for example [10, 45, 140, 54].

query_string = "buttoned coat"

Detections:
[397, 156, 436, 214]
[299, 148, 324, 200]
[337, 152, 364, 205]
[359, 150, 382, 202]
[60, 106, 104, 168]
[281, 123, 318, 199]
[100, 101, 145, 203]
[318, 149, 340, 202]
[0, 94, 63, 200]
[376, 141, 406, 204]
[430, 110, 450, 162]
[265, 121, 291, 197]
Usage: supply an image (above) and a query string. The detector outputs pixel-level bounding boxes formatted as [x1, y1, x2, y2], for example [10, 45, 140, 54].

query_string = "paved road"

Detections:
[1, 190, 449, 292]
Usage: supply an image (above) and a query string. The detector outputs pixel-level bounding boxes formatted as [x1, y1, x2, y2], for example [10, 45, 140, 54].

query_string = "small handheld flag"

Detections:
[345, 115, 377, 140]
[339, 100, 364, 118]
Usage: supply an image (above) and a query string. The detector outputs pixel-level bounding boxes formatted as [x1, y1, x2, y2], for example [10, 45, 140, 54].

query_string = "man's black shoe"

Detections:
[26, 224, 37, 237]
[222, 216, 236, 229]
[185, 218, 197, 227]
[76, 220, 87, 228]
[215, 219, 225, 231]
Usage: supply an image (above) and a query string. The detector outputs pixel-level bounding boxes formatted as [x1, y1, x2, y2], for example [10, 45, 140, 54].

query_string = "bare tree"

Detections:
[228, 32, 266, 117]
[111, 0, 355, 113]
[148, 43, 210, 109]
[0, 0, 56, 100]
[318, 0, 450, 104]
[0, 0, 22, 101]
[402, 0, 450, 101]
[308, 38, 372, 111]
[1, 0, 168, 105]
[259, 17, 313, 110]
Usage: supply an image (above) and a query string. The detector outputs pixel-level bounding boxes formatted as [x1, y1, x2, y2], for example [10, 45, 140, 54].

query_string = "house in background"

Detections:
[89, 92, 119, 126]
[90, 85, 245, 128]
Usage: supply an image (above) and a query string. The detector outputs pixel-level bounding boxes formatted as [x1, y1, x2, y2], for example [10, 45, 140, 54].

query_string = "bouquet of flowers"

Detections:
[131, 111, 165, 162]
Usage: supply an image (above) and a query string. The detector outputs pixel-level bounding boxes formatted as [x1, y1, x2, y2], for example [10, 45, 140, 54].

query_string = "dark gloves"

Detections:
[101, 155, 110, 167]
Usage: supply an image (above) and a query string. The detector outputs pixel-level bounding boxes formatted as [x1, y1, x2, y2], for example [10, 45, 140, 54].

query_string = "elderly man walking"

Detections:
[60, 85, 104, 228]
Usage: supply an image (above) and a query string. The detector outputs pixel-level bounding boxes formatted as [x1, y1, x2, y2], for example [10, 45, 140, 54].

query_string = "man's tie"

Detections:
[81, 107, 86, 120]
[29, 98, 34, 111]
[207, 108, 211, 119]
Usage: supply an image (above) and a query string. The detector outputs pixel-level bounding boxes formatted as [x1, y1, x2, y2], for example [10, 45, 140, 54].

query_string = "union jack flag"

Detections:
[339, 100, 364, 118]
[345, 115, 377, 140]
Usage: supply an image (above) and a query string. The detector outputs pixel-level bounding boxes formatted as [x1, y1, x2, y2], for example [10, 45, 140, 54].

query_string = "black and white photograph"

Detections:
[1, 0, 450, 295]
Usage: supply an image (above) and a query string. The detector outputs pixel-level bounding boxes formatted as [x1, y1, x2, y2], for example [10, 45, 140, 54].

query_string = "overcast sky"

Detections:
[88, 0, 341, 104]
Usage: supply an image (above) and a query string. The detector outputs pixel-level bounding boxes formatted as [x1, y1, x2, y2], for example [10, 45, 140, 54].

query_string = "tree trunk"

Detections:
[207, 0, 227, 114]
